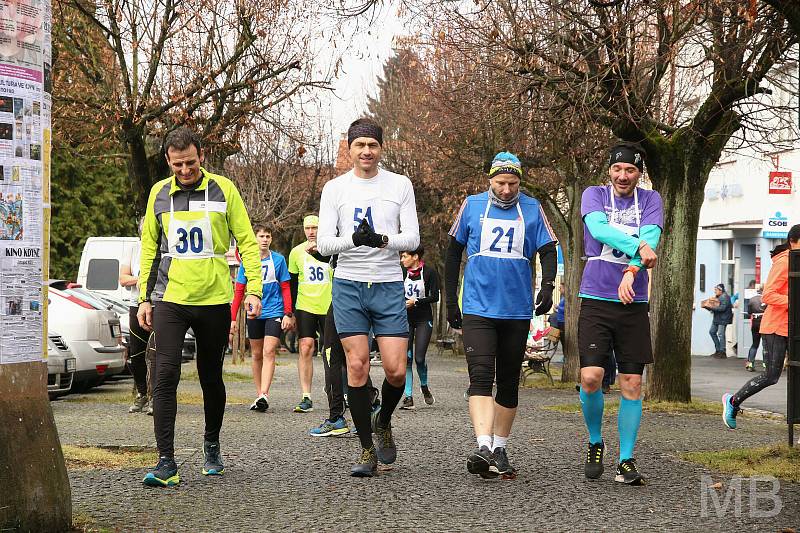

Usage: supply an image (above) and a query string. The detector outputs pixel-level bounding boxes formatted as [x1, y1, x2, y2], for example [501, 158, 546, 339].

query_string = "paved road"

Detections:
[691, 355, 787, 415]
[54, 354, 799, 532]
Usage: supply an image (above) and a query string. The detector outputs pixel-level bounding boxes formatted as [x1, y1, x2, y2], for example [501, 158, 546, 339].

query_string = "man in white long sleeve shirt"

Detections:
[317, 117, 420, 477]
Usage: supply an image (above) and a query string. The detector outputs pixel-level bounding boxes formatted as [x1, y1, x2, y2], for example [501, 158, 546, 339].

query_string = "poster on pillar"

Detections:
[0, 0, 50, 364]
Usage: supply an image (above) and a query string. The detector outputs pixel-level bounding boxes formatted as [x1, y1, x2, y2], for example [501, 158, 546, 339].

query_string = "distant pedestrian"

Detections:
[706, 284, 732, 358]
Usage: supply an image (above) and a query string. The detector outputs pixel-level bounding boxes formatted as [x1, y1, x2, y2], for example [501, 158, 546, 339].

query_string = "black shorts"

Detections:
[247, 317, 282, 340]
[296, 309, 326, 340]
[578, 298, 652, 374]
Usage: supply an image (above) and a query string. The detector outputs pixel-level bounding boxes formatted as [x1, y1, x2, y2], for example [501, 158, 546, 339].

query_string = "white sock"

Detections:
[477, 435, 492, 449]
[492, 435, 508, 451]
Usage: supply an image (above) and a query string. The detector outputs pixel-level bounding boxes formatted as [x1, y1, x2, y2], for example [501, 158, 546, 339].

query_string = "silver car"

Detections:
[47, 332, 77, 398]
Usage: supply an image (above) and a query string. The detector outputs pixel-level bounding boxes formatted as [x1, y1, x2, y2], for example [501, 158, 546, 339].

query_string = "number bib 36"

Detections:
[303, 256, 329, 285]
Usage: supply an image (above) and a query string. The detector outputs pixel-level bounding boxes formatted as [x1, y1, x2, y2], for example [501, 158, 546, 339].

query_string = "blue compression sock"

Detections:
[579, 387, 604, 445]
[417, 360, 428, 387]
[404, 363, 413, 397]
[618, 397, 643, 461]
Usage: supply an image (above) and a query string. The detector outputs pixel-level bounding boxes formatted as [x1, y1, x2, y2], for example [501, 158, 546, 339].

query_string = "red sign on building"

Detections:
[768, 171, 792, 194]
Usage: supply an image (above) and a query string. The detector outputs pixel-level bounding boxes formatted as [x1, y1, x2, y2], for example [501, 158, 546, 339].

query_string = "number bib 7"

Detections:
[262, 254, 277, 285]
[302, 256, 329, 285]
[471, 200, 526, 260]
[166, 188, 216, 260]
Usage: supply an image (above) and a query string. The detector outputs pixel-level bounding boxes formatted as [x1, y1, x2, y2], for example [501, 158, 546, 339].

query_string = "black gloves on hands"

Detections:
[352, 218, 384, 248]
[534, 283, 554, 316]
[447, 304, 463, 330]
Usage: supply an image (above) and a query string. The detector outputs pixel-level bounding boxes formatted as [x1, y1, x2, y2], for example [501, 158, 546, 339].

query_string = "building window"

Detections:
[699, 264, 706, 292]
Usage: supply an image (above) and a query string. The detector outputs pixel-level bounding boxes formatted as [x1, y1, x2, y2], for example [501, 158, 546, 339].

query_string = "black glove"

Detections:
[447, 304, 463, 329]
[352, 218, 384, 248]
[534, 283, 554, 316]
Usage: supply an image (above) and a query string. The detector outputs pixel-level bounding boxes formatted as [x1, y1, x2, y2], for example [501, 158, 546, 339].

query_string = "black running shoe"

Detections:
[374, 422, 397, 464]
[202, 441, 224, 475]
[249, 395, 268, 412]
[142, 456, 179, 487]
[400, 396, 415, 410]
[467, 446, 496, 477]
[490, 447, 514, 476]
[350, 446, 378, 477]
[421, 385, 435, 405]
[584, 441, 604, 480]
[615, 458, 645, 485]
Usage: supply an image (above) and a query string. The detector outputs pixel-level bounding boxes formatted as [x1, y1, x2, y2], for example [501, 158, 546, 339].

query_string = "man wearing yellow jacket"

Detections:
[137, 127, 262, 487]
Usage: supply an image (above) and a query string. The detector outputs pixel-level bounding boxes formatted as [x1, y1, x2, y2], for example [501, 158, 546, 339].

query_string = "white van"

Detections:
[77, 237, 139, 302]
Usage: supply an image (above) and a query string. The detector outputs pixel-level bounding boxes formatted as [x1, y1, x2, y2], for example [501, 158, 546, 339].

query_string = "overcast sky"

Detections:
[320, 5, 407, 137]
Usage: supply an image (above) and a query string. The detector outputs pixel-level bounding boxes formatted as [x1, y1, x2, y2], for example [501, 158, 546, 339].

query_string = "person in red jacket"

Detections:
[231, 224, 296, 411]
[722, 223, 800, 429]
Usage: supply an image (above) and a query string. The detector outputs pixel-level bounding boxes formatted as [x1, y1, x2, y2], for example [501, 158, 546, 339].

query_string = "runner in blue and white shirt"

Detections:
[317, 117, 420, 477]
[445, 152, 557, 479]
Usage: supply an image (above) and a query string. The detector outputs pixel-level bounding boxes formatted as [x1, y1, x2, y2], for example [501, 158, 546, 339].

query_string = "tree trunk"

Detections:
[0, 363, 72, 532]
[646, 152, 707, 401]
[121, 120, 152, 216]
[561, 193, 586, 382]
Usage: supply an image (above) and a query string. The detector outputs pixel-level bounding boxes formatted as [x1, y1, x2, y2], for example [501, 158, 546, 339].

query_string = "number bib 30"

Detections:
[165, 189, 217, 260]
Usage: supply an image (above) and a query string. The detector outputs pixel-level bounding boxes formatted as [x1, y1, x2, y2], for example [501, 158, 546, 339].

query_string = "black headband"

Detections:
[608, 145, 644, 172]
[348, 123, 383, 146]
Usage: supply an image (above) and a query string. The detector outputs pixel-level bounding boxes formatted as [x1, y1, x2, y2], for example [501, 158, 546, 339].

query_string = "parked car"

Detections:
[77, 237, 140, 302]
[47, 280, 126, 392]
[88, 289, 195, 362]
[47, 331, 76, 399]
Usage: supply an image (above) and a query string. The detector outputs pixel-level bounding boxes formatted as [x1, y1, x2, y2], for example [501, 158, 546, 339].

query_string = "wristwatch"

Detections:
[380, 234, 389, 248]
[285, 312, 293, 318]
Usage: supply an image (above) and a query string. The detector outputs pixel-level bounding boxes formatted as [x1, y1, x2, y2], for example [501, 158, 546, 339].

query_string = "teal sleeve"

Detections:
[629, 225, 662, 268]
[583, 211, 641, 257]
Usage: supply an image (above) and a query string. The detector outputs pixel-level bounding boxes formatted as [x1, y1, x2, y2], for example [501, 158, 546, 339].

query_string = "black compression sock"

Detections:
[347, 384, 374, 450]
[379, 378, 404, 427]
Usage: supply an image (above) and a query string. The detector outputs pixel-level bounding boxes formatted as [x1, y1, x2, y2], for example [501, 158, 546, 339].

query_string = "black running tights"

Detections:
[152, 302, 230, 459]
[732, 333, 787, 408]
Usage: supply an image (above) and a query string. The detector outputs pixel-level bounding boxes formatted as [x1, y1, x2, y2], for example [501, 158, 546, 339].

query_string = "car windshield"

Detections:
[89, 291, 128, 313]
[62, 287, 111, 311]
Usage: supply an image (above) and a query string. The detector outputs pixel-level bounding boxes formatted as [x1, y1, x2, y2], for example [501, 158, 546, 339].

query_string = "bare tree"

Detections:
[398, 0, 797, 400]
[54, 0, 332, 213]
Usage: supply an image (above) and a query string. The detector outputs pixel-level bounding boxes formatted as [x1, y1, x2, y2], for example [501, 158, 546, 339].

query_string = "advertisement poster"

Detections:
[0, 0, 49, 363]
[768, 171, 792, 195]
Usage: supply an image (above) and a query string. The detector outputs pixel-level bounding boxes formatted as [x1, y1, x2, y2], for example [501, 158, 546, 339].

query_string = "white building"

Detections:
[691, 147, 798, 357]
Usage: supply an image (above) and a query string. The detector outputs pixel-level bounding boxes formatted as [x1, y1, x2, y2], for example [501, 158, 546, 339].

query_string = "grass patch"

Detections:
[520, 366, 579, 391]
[543, 399, 723, 415]
[62, 445, 158, 471]
[182, 366, 252, 383]
[65, 389, 251, 406]
[683, 444, 800, 483]
[71, 512, 117, 533]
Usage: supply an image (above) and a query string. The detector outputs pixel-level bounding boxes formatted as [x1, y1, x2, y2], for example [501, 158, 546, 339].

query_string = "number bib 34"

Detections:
[404, 270, 425, 299]
[166, 189, 217, 260]
[471, 200, 526, 260]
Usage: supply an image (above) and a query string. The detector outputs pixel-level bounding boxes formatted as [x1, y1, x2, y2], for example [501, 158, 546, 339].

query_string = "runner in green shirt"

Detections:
[288, 214, 333, 413]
